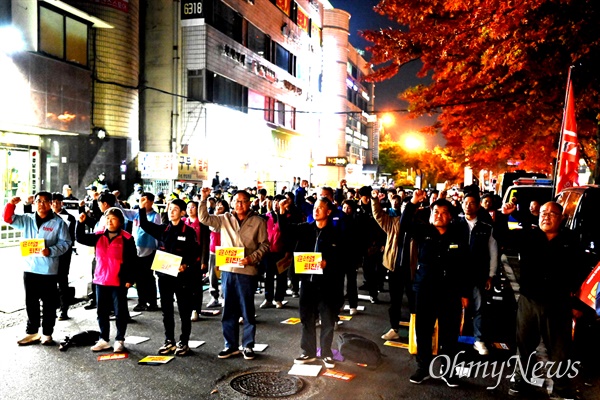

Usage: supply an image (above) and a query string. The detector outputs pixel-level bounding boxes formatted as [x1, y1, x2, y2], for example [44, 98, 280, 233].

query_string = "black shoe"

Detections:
[146, 304, 160, 311]
[409, 369, 430, 384]
[294, 354, 316, 364]
[322, 357, 335, 369]
[133, 304, 147, 312]
[243, 348, 255, 360]
[218, 347, 240, 359]
[549, 388, 583, 400]
[84, 300, 97, 310]
[58, 313, 70, 321]
[174, 341, 190, 357]
[508, 380, 529, 397]
[441, 375, 460, 388]
[358, 284, 368, 291]
[158, 340, 176, 355]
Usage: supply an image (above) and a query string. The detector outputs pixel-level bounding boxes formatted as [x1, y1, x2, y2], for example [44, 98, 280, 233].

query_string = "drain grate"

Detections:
[230, 371, 304, 397]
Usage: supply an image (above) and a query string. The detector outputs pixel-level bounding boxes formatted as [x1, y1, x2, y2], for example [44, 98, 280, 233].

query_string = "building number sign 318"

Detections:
[183, 1, 203, 16]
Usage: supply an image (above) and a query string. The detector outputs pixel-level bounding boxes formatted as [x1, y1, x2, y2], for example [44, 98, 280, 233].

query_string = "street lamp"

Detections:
[403, 133, 425, 152]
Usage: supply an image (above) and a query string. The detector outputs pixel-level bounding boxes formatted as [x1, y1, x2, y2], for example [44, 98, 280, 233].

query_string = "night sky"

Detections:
[328, 0, 443, 147]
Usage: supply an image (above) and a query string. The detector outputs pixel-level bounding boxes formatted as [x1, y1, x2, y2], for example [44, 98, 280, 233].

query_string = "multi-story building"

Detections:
[0, 0, 139, 245]
[142, 0, 376, 192]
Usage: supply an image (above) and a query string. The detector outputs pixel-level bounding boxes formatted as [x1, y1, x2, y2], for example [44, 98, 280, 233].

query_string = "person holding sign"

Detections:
[76, 208, 136, 353]
[139, 198, 198, 357]
[278, 197, 343, 370]
[3, 192, 71, 346]
[199, 188, 269, 361]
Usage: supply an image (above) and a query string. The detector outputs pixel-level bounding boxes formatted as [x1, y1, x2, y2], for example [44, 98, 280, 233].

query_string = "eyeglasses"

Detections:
[34, 200, 50, 205]
[540, 211, 561, 218]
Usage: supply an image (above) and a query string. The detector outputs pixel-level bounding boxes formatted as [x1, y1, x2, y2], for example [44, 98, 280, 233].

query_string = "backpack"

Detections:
[337, 333, 383, 367]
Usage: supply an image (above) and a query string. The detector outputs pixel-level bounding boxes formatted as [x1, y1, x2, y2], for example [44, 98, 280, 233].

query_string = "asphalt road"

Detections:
[0, 246, 598, 400]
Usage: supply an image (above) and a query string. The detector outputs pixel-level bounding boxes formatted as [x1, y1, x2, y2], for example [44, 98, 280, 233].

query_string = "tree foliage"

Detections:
[362, 0, 600, 176]
[379, 141, 462, 186]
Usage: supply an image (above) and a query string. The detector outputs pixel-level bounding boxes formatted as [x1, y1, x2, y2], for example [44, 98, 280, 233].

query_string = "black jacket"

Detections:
[139, 208, 198, 279]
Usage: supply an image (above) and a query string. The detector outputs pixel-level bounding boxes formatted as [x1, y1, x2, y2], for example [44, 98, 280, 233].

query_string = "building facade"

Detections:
[0, 0, 139, 245]
[142, 0, 376, 192]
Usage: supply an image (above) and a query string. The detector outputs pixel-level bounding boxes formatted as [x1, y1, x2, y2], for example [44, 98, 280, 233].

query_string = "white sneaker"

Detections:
[275, 301, 284, 309]
[474, 341, 489, 355]
[41, 335, 54, 346]
[381, 328, 400, 340]
[91, 339, 111, 352]
[349, 308, 358, 315]
[191, 310, 199, 321]
[259, 299, 274, 309]
[113, 340, 125, 353]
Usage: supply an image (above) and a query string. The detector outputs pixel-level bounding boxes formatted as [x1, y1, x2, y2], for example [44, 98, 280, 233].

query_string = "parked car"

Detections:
[502, 179, 554, 229]
[556, 185, 600, 267]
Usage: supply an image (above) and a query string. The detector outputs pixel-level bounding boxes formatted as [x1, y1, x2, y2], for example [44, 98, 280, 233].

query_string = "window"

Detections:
[264, 97, 295, 129]
[264, 97, 275, 123]
[213, 0, 242, 44]
[187, 69, 204, 101]
[206, 72, 248, 112]
[274, 43, 296, 75]
[247, 23, 271, 60]
[38, 4, 89, 66]
[0, 1, 11, 24]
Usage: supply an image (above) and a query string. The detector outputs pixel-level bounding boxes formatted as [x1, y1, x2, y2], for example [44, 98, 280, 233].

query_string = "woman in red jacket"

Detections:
[76, 207, 137, 353]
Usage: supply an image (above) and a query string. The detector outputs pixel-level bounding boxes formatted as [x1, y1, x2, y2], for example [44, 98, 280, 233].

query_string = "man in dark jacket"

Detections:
[279, 197, 344, 370]
[139, 198, 198, 357]
[503, 201, 587, 399]
[403, 191, 471, 387]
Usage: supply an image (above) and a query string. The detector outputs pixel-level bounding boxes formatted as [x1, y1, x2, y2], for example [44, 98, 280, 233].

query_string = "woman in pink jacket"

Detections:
[76, 207, 137, 353]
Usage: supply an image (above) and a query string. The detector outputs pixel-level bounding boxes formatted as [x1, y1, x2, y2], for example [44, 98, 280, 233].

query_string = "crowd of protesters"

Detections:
[2, 175, 595, 400]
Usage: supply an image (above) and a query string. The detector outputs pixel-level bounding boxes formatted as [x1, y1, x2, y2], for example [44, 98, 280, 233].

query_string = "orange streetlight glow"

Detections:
[403, 134, 425, 152]
[380, 113, 394, 127]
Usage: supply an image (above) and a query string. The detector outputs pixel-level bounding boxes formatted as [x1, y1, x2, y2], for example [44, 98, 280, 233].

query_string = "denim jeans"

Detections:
[96, 285, 128, 341]
[24, 272, 58, 336]
[221, 271, 257, 349]
[472, 285, 484, 341]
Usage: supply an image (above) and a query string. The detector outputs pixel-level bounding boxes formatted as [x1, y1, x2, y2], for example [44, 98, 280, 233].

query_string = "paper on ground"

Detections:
[288, 364, 322, 377]
[188, 340, 205, 348]
[343, 305, 365, 311]
[357, 294, 371, 301]
[238, 344, 268, 352]
[125, 336, 150, 344]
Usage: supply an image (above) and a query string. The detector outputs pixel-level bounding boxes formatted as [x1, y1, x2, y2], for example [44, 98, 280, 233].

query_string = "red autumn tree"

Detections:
[362, 0, 600, 179]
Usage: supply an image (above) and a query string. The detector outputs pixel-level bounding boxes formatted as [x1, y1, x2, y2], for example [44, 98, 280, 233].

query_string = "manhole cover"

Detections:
[230, 371, 304, 397]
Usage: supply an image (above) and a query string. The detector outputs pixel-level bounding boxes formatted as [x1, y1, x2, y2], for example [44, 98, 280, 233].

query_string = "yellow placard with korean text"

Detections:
[293, 252, 323, 275]
[151, 250, 182, 277]
[20, 239, 45, 257]
[215, 247, 245, 268]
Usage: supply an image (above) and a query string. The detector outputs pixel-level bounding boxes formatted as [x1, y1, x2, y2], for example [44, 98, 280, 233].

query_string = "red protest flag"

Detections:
[555, 79, 579, 196]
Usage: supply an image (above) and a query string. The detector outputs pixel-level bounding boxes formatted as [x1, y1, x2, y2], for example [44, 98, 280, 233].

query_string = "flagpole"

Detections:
[552, 66, 574, 197]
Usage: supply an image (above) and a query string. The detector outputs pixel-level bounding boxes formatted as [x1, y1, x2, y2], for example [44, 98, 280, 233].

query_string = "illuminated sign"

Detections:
[325, 157, 348, 167]
[181, 0, 204, 20]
